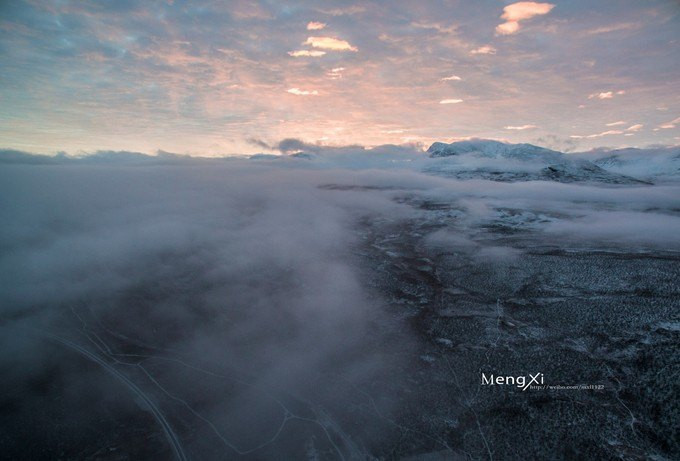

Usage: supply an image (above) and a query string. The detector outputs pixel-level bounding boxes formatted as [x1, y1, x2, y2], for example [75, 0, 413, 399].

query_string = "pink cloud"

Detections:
[570, 130, 623, 139]
[287, 88, 319, 96]
[496, 2, 555, 35]
[505, 124, 537, 130]
[588, 90, 625, 100]
[303, 36, 358, 52]
[288, 50, 326, 57]
[470, 45, 496, 55]
[307, 21, 326, 30]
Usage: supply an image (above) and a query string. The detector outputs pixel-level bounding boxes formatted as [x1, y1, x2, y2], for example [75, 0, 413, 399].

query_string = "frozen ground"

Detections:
[1, 141, 679, 460]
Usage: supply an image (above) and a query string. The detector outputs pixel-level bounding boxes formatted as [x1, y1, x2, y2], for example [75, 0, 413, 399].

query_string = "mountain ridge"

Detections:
[424, 139, 651, 184]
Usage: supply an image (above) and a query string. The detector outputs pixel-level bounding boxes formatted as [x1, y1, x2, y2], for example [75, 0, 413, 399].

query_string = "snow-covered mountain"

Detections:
[571, 146, 680, 182]
[428, 139, 563, 160]
[425, 139, 649, 184]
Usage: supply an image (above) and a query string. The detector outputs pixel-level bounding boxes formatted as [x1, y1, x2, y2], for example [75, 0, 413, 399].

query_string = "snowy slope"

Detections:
[572, 146, 680, 182]
[425, 140, 649, 184]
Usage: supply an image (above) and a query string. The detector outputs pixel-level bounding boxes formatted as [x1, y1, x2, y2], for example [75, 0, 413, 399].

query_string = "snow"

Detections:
[572, 146, 680, 182]
[424, 140, 647, 184]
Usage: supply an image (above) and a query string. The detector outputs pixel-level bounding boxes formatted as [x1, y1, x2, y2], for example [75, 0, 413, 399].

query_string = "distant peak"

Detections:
[427, 139, 561, 159]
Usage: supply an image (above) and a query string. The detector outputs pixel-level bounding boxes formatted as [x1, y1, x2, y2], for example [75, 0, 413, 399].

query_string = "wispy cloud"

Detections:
[288, 50, 326, 57]
[287, 88, 319, 96]
[307, 21, 326, 30]
[606, 121, 626, 127]
[327, 67, 345, 79]
[304, 36, 358, 52]
[411, 21, 457, 34]
[588, 90, 625, 100]
[657, 117, 680, 129]
[470, 45, 496, 55]
[626, 124, 643, 132]
[319, 6, 366, 16]
[441, 75, 462, 81]
[570, 130, 623, 139]
[439, 99, 463, 104]
[585, 22, 641, 35]
[505, 124, 537, 130]
[496, 2, 555, 35]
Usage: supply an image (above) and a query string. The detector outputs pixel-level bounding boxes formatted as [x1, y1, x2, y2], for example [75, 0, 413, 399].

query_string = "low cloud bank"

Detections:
[1, 139, 679, 457]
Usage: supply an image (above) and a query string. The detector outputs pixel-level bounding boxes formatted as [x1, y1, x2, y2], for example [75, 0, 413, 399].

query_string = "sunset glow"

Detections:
[0, 1, 678, 155]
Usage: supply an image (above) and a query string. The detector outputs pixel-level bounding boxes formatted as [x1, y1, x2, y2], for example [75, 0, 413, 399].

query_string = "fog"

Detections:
[1, 143, 679, 459]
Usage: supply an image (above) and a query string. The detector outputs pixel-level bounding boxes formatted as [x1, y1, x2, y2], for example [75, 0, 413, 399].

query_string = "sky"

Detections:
[0, 0, 679, 156]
